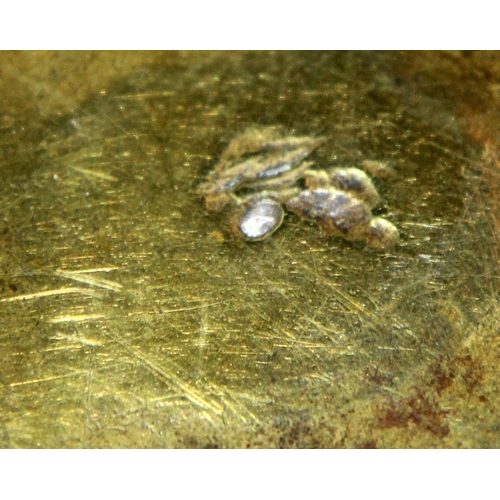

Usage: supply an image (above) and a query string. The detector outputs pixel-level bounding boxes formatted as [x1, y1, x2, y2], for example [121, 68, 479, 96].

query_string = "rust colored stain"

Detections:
[460, 104, 500, 269]
[429, 354, 484, 396]
[376, 390, 451, 438]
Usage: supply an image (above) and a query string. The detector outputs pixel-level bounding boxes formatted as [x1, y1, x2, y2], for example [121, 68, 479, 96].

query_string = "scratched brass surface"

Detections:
[1, 51, 500, 448]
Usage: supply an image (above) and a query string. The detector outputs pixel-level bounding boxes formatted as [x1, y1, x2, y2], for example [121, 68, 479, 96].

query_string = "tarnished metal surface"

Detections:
[1, 51, 500, 448]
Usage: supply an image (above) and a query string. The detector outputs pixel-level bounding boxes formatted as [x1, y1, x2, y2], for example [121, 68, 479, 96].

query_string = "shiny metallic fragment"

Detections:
[236, 198, 285, 241]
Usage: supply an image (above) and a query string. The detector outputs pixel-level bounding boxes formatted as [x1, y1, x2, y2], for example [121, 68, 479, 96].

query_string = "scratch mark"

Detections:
[276, 289, 342, 337]
[219, 392, 262, 426]
[64, 267, 120, 274]
[199, 302, 209, 337]
[0, 286, 103, 302]
[10, 372, 87, 387]
[55, 269, 123, 292]
[107, 330, 224, 416]
[271, 247, 382, 333]
[376, 346, 417, 351]
[71, 166, 118, 182]
[199, 410, 218, 427]
[48, 313, 106, 324]
[274, 242, 381, 312]
[159, 301, 227, 314]
[84, 346, 96, 442]
[108, 91, 176, 100]
[304, 372, 342, 385]
[50, 333, 104, 347]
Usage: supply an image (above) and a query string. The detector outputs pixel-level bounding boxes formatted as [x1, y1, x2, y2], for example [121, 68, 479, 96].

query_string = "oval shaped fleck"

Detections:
[320, 190, 372, 239]
[365, 217, 400, 249]
[329, 167, 380, 208]
[285, 188, 333, 222]
[286, 189, 372, 240]
[237, 198, 285, 241]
